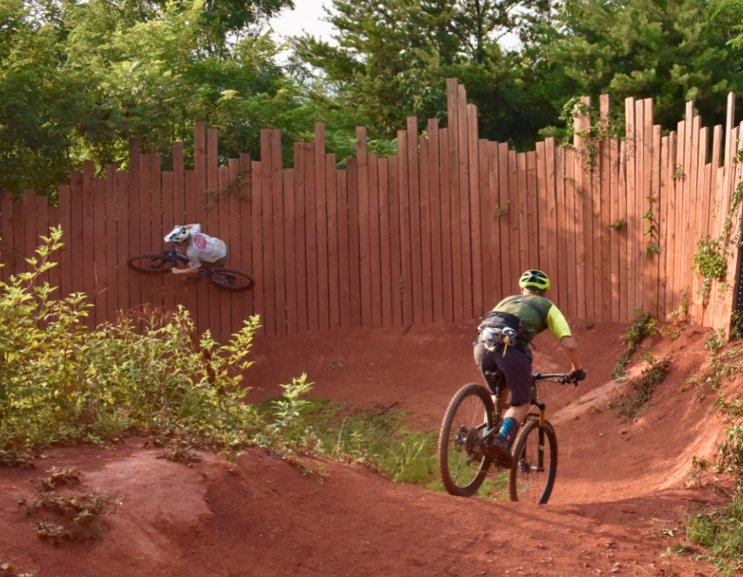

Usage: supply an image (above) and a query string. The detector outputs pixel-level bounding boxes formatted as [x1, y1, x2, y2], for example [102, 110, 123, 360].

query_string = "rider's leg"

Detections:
[488, 346, 533, 460]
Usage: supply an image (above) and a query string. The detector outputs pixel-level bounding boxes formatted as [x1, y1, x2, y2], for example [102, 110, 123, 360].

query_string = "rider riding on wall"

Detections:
[163, 224, 228, 278]
[474, 269, 585, 465]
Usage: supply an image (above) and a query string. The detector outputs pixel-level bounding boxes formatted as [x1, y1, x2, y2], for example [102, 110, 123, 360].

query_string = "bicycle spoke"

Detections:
[438, 384, 494, 497]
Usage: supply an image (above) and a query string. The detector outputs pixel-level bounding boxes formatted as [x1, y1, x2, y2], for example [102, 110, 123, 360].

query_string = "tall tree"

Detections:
[525, 0, 743, 136]
[289, 0, 551, 142]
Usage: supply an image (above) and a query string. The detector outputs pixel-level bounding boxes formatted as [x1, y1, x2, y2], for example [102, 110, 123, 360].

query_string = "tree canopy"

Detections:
[1, 0, 741, 196]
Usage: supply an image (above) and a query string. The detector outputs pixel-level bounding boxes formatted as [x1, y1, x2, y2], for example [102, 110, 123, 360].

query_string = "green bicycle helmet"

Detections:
[519, 269, 550, 292]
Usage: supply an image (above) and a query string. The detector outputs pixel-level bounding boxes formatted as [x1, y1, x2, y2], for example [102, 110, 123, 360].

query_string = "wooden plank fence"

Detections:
[2, 79, 743, 342]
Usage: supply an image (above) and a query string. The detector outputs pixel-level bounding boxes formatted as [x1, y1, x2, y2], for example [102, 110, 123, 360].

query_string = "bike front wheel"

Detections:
[207, 269, 255, 291]
[127, 253, 176, 274]
[438, 383, 495, 497]
[509, 416, 558, 504]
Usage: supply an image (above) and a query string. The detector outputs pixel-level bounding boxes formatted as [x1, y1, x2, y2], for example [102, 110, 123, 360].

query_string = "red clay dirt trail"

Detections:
[0, 321, 736, 577]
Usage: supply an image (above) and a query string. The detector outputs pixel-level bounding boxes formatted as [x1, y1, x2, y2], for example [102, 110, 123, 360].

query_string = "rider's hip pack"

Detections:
[477, 311, 529, 354]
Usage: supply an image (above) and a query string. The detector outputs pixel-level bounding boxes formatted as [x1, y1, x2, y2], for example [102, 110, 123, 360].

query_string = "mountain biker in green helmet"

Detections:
[474, 269, 585, 465]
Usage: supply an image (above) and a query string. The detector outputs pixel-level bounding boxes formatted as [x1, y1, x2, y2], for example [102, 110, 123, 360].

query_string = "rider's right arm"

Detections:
[558, 335, 582, 372]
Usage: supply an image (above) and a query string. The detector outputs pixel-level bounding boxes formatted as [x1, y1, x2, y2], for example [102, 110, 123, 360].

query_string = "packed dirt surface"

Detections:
[0, 320, 738, 576]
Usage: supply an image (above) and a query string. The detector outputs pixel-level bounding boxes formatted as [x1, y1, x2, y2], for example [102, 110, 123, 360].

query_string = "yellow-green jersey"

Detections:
[492, 295, 572, 342]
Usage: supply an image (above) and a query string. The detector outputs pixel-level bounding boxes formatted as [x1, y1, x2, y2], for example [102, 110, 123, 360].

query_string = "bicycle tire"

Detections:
[127, 253, 176, 274]
[438, 383, 495, 497]
[509, 416, 558, 504]
[207, 269, 255, 291]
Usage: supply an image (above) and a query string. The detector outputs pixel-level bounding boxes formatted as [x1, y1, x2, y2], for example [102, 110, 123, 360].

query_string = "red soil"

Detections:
[0, 321, 736, 577]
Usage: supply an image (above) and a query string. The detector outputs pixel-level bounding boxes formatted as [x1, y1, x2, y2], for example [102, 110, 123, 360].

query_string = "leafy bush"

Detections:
[0, 227, 275, 455]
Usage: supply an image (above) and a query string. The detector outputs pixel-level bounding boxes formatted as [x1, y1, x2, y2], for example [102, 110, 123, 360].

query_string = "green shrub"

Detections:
[0, 227, 267, 455]
[612, 308, 656, 380]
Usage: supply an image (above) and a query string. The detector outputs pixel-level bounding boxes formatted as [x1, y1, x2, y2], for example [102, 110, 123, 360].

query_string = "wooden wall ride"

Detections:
[2, 80, 743, 342]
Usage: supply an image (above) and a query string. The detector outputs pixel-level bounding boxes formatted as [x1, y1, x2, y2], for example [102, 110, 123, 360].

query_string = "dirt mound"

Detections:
[0, 321, 735, 577]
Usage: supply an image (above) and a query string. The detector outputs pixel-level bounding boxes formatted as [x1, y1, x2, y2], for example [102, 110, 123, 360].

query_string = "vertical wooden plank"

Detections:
[347, 157, 362, 328]
[81, 162, 96, 324]
[325, 157, 340, 330]
[497, 143, 512, 298]
[516, 153, 529, 274]
[428, 119, 444, 322]
[239, 154, 255, 328]
[598, 95, 611, 321]
[93, 174, 107, 324]
[526, 150, 539, 269]
[617, 141, 629, 322]
[488, 142, 503, 303]
[564, 149, 578, 319]
[292, 144, 307, 333]
[573, 97, 591, 321]
[0, 193, 15, 282]
[407, 117, 424, 324]
[269, 130, 284, 336]
[439, 129, 454, 321]
[457, 87, 472, 321]
[554, 146, 568, 310]
[703, 125, 723, 327]
[304, 141, 319, 332]
[357, 127, 372, 328]
[378, 158, 393, 326]
[419, 136, 433, 324]
[169, 142, 186, 315]
[397, 130, 413, 326]
[192, 123, 209, 334]
[368, 154, 383, 327]
[251, 160, 265, 334]
[336, 169, 351, 328]
[467, 105, 482, 318]
[659, 134, 671, 320]
[205, 137, 222, 338]
[260, 129, 276, 335]
[478, 139, 492, 314]
[447, 81, 463, 322]
[648, 122, 662, 319]
[544, 139, 560, 307]
[624, 98, 638, 317]
[508, 150, 520, 291]
[609, 137, 621, 322]
[534, 141, 554, 272]
[641, 99, 658, 318]
[314, 124, 329, 332]
[284, 167, 299, 334]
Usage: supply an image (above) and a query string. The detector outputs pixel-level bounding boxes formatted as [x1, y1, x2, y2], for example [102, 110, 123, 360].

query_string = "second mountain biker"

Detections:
[163, 224, 228, 279]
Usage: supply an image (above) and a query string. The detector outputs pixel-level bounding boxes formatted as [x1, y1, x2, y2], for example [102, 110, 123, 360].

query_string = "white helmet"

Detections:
[164, 225, 191, 244]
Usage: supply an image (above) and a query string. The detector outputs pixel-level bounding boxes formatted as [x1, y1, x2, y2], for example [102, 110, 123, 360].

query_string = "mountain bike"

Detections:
[438, 368, 579, 504]
[127, 250, 254, 292]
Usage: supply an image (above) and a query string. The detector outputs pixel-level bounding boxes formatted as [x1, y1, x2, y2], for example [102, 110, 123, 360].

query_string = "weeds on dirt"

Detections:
[686, 493, 743, 577]
[254, 397, 440, 487]
[609, 356, 671, 419]
[20, 467, 120, 544]
[613, 308, 657, 380]
[681, 335, 743, 575]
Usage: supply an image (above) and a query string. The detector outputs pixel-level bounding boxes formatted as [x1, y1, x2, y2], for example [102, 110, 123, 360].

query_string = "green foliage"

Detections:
[612, 308, 656, 380]
[254, 398, 440, 487]
[693, 236, 728, 301]
[610, 356, 671, 419]
[718, 424, 743, 489]
[686, 491, 743, 577]
[0, 226, 269, 455]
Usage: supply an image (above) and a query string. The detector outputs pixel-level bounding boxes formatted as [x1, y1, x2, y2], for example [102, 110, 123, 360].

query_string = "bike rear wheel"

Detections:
[509, 416, 558, 504]
[438, 383, 495, 497]
[207, 269, 255, 291]
[127, 253, 176, 274]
